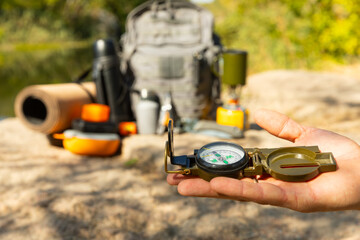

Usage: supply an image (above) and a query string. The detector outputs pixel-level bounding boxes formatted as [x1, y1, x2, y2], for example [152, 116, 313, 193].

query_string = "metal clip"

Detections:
[164, 142, 191, 175]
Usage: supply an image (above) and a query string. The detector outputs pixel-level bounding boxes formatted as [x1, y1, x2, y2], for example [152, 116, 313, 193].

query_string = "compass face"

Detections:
[199, 147, 245, 165]
[196, 142, 248, 172]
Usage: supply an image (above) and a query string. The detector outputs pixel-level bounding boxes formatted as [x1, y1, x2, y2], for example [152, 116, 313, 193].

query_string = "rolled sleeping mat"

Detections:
[15, 82, 96, 134]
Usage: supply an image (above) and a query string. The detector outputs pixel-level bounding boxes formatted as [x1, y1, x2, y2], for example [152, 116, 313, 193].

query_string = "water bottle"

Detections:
[136, 89, 160, 134]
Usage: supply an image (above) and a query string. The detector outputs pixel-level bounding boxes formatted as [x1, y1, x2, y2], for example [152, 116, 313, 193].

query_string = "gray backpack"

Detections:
[121, 0, 221, 122]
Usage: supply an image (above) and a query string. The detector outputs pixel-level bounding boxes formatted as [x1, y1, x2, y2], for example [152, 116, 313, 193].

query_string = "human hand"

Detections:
[167, 109, 360, 212]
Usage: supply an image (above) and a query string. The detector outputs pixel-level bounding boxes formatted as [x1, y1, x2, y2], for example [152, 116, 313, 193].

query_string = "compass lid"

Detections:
[264, 147, 336, 182]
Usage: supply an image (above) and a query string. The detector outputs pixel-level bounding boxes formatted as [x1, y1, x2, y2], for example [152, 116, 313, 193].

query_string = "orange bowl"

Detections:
[54, 130, 120, 156]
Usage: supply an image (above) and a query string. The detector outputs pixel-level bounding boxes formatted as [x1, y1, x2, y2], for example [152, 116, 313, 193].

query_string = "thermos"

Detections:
[92, 39, 134, 123]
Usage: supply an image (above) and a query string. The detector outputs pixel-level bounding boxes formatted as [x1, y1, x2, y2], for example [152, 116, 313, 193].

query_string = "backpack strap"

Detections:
[73, 67, 91, 84]
[72, 67, 97, 103]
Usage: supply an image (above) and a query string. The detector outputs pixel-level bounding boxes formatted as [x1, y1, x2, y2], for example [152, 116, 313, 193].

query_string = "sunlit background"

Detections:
[1, 2, 360, 239]
[1, 0, 359, 117]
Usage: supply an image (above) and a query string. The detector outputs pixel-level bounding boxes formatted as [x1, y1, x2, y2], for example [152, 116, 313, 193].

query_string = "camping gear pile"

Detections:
[14, 0, 249, 156]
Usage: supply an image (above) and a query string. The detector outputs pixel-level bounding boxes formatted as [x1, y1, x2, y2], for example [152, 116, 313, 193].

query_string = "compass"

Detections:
[196, 142, 249, 178]
[164, 119, 337, 182]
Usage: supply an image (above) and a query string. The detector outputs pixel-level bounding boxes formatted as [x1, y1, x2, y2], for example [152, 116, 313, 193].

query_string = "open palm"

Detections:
[167, 109, 360, 212]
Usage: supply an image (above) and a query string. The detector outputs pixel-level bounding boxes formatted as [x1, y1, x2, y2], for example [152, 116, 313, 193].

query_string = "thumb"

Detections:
[253, 109, 305, 142]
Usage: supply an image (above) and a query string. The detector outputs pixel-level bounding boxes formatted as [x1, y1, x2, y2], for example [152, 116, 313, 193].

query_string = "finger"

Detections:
[210, 177, 291, 207]
[177, 178, 221, 198]
[167, 173, 198, 185]
[254, 108, 305, 142]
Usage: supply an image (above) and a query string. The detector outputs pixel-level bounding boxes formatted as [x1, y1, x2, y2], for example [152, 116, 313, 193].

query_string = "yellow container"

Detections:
[216, 105, 249, 131]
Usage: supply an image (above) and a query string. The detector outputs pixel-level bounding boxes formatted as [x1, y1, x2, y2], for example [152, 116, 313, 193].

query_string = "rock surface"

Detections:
[1, 70, 360, 240]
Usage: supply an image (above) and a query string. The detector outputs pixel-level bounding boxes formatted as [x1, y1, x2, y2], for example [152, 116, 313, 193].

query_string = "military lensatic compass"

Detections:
[164, 120, 337, 182]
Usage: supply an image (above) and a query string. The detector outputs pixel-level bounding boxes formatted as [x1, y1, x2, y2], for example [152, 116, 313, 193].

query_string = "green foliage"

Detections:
[100, 0, 150, 33]
[0, 0, 148, 42]
[0, 47, 93, 116]
[205, 0, 360, 72]
[1, 0, 359, 72]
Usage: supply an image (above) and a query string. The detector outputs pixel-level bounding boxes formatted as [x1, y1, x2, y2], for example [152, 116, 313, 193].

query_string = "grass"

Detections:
[124, 158, 138, 168]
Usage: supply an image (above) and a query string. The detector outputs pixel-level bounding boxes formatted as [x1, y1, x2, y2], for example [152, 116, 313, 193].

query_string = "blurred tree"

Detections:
[205, 0, 360, 71]
[0, 0, 147, 41]
[1, 0, 359, 71]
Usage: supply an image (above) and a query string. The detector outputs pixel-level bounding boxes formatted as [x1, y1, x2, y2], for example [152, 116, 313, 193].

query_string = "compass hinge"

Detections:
[243, 152, 263, 177]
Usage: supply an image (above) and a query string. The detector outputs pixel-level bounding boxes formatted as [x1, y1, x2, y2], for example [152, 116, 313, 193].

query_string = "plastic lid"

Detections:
[81, 103, 110, 122]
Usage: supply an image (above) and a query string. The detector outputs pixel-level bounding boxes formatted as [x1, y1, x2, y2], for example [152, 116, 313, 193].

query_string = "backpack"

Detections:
[120, 0, 222, 123]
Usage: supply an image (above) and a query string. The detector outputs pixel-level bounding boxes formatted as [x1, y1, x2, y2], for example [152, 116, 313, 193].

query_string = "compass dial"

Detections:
[199, 148, 244, 165]
[196, 142, 248, 173]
